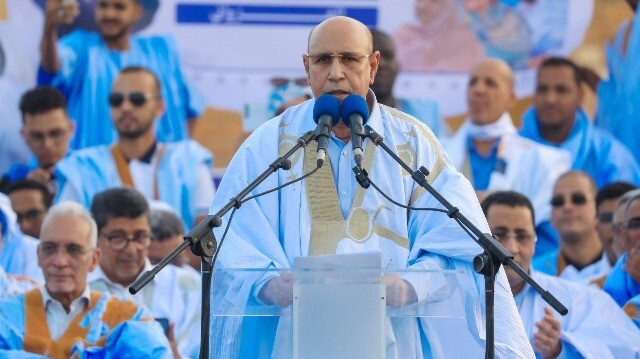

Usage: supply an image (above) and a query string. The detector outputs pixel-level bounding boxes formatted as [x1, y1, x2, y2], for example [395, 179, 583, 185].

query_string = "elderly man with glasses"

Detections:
[0, 201, 172, 357]
[533, 170, 611, 284]
[481, 190, 640, 358]
[54, 66, 215, 229]
[87, 187, 201, 359]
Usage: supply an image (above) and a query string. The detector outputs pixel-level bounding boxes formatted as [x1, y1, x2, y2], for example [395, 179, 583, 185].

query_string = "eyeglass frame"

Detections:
[38, 242, 95, 260]
[491, 230, 537, 244]
[550, 192, 590, 208]
[613, 216, 640, 234]
[98, 231, 152, 251]
[24, 127, 69, 145]
[108, 91, 161, 108]
[304, 52, 374, 67]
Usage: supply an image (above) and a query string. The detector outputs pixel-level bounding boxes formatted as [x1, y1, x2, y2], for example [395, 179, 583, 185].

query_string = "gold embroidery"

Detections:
[396, 141, 417, 176]
[0, 0, 7, 21]
[303, 128, 409, 255]
[381, 105, 447, 185]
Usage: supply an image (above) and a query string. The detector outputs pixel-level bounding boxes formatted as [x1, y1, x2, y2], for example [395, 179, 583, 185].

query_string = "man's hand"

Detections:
[533, 307, 562, 359]
[624, 246, 640, 283]
[167, 322, 182, 359]
[381, 274, 418, 309]
[258, 273, 294, 308]
[44, 0, 80, 30]
[27, 168, 54, 185]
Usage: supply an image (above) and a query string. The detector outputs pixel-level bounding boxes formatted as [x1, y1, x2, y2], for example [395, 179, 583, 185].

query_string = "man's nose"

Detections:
[328, 59, 346, 81]
[501, 238, 519, 255]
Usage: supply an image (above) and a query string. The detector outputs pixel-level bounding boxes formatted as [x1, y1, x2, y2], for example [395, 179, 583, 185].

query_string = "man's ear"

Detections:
[369, 51, 380, 84]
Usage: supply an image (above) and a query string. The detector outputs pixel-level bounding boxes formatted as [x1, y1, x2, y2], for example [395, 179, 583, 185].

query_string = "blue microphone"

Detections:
[313, 94, 341, 167]
[341, 94, 370, 167]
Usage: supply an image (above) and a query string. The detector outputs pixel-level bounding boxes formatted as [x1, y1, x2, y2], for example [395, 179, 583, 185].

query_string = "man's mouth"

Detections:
[326, 90, 350, 96]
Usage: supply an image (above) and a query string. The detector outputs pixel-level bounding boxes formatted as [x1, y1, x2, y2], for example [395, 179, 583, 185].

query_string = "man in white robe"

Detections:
[87, 187, 201, 359]
[54, 66, 215, 229]
[442, 59, 571, 258]
[482, 190, 640, 358]
[209, 16, 533, 358]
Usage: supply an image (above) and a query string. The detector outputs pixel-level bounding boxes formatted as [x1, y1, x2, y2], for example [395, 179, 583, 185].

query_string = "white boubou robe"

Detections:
[209, 94, 534, 358]
[516, 271, 640, 358]
[442, 114, 572, 230]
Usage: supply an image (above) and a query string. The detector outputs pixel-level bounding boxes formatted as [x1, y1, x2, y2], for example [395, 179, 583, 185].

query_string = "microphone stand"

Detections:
[130, 130, 317, 359]
[356, 126, 567, 359]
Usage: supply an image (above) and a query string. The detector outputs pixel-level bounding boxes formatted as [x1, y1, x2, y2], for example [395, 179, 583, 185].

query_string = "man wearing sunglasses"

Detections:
[482, 190, 640, 358]
[604, 190, 640, 307]
[520, 57, 640, 188]
[534, 171, 611, 284]
[54, 66, 215, 229]
[0, 86, 74, 195]
[5, 179, 53, 239]
[38, 0, 203, 150]
[88, 187, 201, 358]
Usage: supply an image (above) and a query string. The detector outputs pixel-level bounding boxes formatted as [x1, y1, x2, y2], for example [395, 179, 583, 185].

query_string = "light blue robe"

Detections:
[533, 250, 610, 284]
[520, 107, 640, 187]
[603, 253, 640, 307]
[596, 14, 640, 164]
[37, 30, 204, 149]
[0, 265, 39, 299]
[0, 195, 43, 282]
[516, 271, 640, 358]
[54, 140, 212, 229]
[397, 98, 445, 138]
[209, 95, 534, 358]
[0, 291, 171, 358]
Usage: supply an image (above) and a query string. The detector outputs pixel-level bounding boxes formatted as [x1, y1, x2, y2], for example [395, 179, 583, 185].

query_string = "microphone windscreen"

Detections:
[341, 94, 370, 128]
[313, 94, 341, 126]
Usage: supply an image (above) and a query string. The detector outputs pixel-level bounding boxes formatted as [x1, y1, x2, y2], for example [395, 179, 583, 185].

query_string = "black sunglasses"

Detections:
[550, 192, 588, 208]
[108, 92, 158, 108]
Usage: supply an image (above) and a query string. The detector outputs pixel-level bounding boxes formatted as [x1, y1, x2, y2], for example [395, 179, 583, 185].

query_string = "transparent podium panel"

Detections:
[210, 268, 479, 359]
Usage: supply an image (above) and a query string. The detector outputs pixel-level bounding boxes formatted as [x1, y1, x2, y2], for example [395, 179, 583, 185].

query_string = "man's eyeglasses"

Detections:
[39, 242, 93, 260]
[99, 231, 151, 250]
[305, 52, 372, 68]
[550, 193, 589, 208]
[16, 209, 46, 223]
[613, 217, 640, 233]
[492, 231, 536, 244]
[108, 92, 160, 108]
[26, 128, 67, 145]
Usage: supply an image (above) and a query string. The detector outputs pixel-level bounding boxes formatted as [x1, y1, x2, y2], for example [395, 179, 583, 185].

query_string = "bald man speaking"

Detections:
[209, 17, 534, 358]
[443, 58, 572, 258]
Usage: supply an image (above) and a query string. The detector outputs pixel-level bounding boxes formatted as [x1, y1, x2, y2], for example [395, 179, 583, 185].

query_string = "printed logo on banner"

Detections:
[176, 4, 377, 26]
